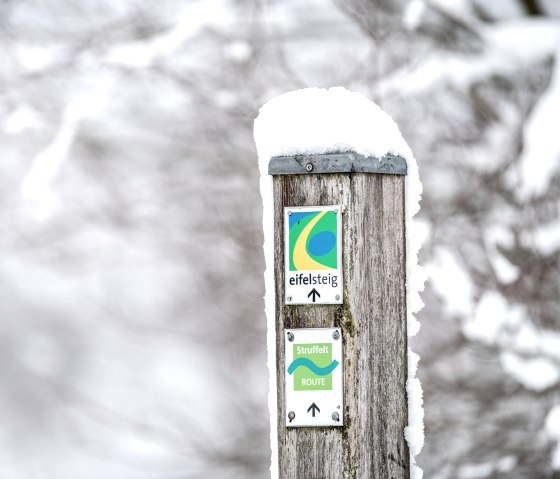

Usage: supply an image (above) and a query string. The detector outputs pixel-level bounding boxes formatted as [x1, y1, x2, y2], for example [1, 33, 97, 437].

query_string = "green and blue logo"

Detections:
[288, 210, 337, 271]
[288, 343, 339, 391]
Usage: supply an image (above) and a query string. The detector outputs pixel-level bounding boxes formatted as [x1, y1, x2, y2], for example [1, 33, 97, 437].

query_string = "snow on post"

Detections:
[254, 87, 425, 478]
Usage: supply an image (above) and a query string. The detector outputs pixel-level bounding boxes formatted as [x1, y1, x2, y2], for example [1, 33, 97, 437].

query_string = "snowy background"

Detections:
[1, 0, 560, 478]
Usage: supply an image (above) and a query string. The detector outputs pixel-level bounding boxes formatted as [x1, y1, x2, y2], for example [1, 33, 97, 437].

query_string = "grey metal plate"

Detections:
[269, 151, 407, 176]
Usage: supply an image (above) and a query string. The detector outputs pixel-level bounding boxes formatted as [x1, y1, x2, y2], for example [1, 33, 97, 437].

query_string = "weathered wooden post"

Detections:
[255, 88, 424, 479]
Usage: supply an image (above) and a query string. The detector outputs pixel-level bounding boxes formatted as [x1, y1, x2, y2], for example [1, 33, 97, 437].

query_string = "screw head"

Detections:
[334, 208, 338, 214]
[335, 294, 340, 301]
[305, 162, 313, 172]
[287, 332, 294, 342]
[287, 296, 292, 302]
[332, 412, 340, 422]
[332, 330, 340, 340]
[287, 210, 292, 216]
[288, 411, 295, 422]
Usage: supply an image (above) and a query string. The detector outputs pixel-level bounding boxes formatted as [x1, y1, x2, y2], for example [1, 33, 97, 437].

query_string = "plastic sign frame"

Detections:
[284, 205, 343, 305]
[285, 328, 343, 427]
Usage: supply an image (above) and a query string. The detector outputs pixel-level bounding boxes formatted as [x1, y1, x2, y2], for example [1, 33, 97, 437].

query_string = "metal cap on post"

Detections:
[268, 151, 408, 176]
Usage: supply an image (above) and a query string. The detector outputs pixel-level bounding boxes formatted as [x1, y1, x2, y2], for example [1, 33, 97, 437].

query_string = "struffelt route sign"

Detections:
[284, 205, 343, 305]
[285, 328, 343, 427]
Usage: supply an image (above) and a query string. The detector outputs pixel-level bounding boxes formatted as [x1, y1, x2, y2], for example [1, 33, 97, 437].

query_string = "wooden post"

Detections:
[271, 152, 410, 478]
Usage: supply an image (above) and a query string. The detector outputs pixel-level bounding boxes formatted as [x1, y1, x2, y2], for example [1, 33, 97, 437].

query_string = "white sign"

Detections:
[284, 205, 343, 305]
[285, 328, 343, 427]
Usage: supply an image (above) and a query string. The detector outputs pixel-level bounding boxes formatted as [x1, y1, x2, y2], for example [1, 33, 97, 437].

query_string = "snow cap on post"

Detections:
[256, 87, 415, 185]
[254, 87, 425, 479]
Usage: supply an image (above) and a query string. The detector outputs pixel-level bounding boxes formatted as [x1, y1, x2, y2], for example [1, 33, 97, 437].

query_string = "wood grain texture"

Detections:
[274, 173, 409, 479]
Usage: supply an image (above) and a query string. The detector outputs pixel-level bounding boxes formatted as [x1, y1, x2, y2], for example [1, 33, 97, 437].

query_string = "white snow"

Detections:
[495, 455, 518, 473]
[511, 322, 541, 354]
[403, 0, 426, 31]
[458, 462, 494, 479]
[461, 291, 560, 391]
[17, 45, 54, 72]
[224, 40, 252, 63]
[463, 291, 510, 344]
[20, 75, 112, 220]
[426, 0, 475, 26]
[107, 0, 236, 68]
[4, 104, 43, 134]
[379, 19, 560, 97]
[546, 405, 560, 469]
[541, 330, 560, 362]
[484, 225, 519, 284]
[405, 350, 424, 466]
[508, 322, 560, 364]
[426, 247, 475, 318]
[500, 352, 560, 391]
[21, 102, 82, 219]
[522, 220, 560, 256]
[518, 47, 560, 198]
[255, 88, 417, 163]
[254, 87, 425, 478]
[458, 455, 517, 478]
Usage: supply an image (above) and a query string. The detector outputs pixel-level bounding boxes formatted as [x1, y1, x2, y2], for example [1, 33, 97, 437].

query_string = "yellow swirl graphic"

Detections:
[293, 210, 331, 270]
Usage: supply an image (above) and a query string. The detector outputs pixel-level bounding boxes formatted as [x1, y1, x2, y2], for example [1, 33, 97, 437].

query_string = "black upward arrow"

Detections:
[307, 402, 320, 417]
[308, 288, 320, 303]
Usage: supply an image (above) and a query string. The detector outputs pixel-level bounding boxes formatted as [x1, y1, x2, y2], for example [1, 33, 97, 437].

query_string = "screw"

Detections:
[305, 162, 313, 172]
[287, 332, 294, 342]
[288, 411, 295, 422]
[332, 412, 340, 422]
[287, 296, 292, 302]
[332, 330, 340, 340]
[335, 295, 340, 301]
[334, 208, 338, 214]
[287, 210, 292, 216]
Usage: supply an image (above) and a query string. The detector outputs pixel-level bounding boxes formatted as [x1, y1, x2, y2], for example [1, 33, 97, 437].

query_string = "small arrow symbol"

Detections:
[307, 402, 320, 417]
[308, 288, 321, 303]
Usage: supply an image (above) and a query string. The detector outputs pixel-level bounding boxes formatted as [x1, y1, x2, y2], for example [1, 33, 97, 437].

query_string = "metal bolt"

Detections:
[287, 296, 292, 302]
[332, 412, 340, 422]
[288, 411, 295, 422]
[305, 162, 313, 172]
[335, 295, 340, 301]
[332, 330, 340, 340]
[334, 208, 338, 214]
[287, 210, 292, 216]
[287, 332, 294, 342]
